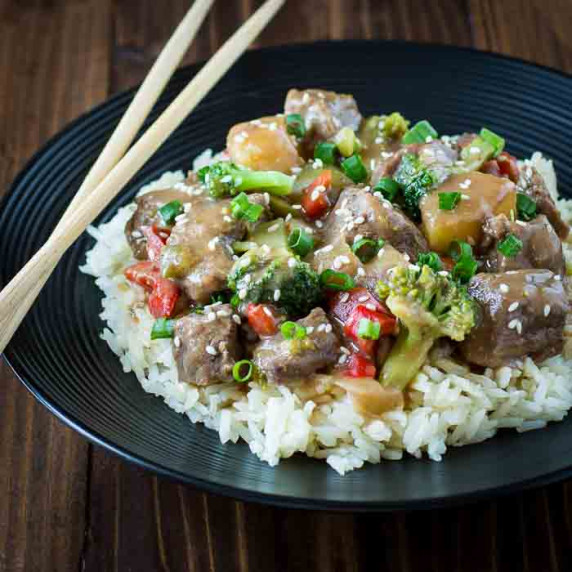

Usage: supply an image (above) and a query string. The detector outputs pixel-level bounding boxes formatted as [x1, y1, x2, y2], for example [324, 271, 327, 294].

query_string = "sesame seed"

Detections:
[306, 326, 314, 334]
[377, 248, 385, 258]
[232, 314, 242, 324]
[292, 204, 303, 210]
[315, 220, 324, 228]
[324, 324, 332, 333]
[366, 303, 376, 311]
[381, 151, 394, 159]
[461, 194, 470, 200]
[340, 346, 350, 354]
[207, 312, 216, 322]
[220, 175, 233, 183]
[370, 159, 376, 170]
[268, 122, 278, 131]
[515, 220, 526, 226]
[333, 257, 343, 270]
[318, 244, 334, 254]
[290, 167, 302, 175]
[425, 135, 433, 143]
[499, 283, 510, 293]
[268, 223, 280, 233]
[223, 215, 232, 223]
[263, 306, 273, 317]
[375, 137, 383, 144]
[175, 214, 187, 223]
[205, 345, 218, 356]
[338, 354, 348, 364]
[174, 336, 181, 348]
[216, 310, 230, 318]
[313, 158, 324, 169]
[317, 324, 326, 332]
[403, 254, 410, 261]
[288, 257, 297, 268]
[555, 275, 562, 281]
[516, 321, 522, 334]
[357, 267, 365, 277]
[273, 289, 281, 302]
[183, 203, 192, 213]
[508, 319, 519, 330]
[340, 292, 350, 303]
[340, 255, 350, 264]
[354, 234, 364, 243]
[311, 190, 320, 201]
[544, 304, 551, 317]
[508, 302, 519, 312]
[131, 230, 143, 238]
[358, 295, 369, 302]
[238, 288, 247, 300]
[285, 213, 292, 222]
[469, 146, 481, 154]
[409, 264, 420, 271]
[354, 216, 365, 225]
[438, 270, 449, 277]
[208, 237, 219, 251]
[264, 192, 270, 205]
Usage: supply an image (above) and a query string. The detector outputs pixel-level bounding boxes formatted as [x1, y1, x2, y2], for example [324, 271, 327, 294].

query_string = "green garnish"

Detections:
[357, 318, 381, 340]
[280, 321, 307, 340]
[159, 200, 184, 225]
[498, 234, 523, 258]
[319, 269, 356, 291]
[314, 142, 338, 165]
[450, 240, 478, 283]
[516, 193, 537, 221]
[286, 113, 305, 138]
[393, 153, 436, 221]
[287, 228, 314, 257]
[480, 127, 505, 157]
[230, 192, 264, 222]
[341, 154, 368, 183]
[438, 192, 462, 211]
[374, 177, 400, 202]
[151, 318, 175, 340]
[417, 252, 443, 272]
[232, 360, 254, 383]
[402, 120, 438, 144]
[335, 127, 359, 157]
[352, 238, 384, 263]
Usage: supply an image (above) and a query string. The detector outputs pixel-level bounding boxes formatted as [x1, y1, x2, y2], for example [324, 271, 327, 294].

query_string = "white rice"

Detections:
[81, 153, 572, 475]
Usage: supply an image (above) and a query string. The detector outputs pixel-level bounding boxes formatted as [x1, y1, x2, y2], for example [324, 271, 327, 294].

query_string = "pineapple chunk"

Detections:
[421, 172, 516, 253]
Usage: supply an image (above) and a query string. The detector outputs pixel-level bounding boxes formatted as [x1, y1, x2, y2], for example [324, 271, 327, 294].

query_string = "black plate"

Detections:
[2, 41, 572, 511]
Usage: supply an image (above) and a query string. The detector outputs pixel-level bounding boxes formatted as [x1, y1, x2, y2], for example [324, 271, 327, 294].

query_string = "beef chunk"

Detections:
[518, 165, 569, 239]
[460, 270, 568, 367]
[284, 88, 362, 145]
[253, 308, 341, 384]
[482, 214, 564, 274]
[174, 304, 241, 386]
[125, 189, 192, 259]
[323, 186, 428, 260]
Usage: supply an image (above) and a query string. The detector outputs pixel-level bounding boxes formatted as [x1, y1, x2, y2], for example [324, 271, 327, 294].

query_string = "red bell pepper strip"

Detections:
[344, 304, 396, 356]
[497, 152, 520, 183]
[141, 225, 170, 262]
[246, 303, 279, 337]
[301, 170, 332, 220]
[148, 277, 180, 318]
[343, 353, 377, 378]
[124, 261, 159, 291]
[328, 287, 384, 323]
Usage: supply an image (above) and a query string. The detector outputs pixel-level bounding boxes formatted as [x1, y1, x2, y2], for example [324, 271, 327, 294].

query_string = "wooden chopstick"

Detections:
[0, 0, 286, 353]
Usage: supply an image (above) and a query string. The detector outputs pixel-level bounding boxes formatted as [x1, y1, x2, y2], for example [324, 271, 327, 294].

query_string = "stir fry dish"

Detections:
[83, 88, 572, 474]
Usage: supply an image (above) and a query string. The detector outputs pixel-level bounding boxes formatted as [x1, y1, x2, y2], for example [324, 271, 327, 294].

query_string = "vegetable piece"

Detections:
[232, 360, 254, 383]
[151, 318, 175, 340]
[357, 318, 381, 340]
[343, 354, 377, 378]
[352, 238, 383, 263]
[285, 113, 305, 138]
[335, 127, 359, 157]
[314, 142, 338, 165]
[160, 244, 199, 279]
[142, 225, 169, 262]
[416, 252, 442, 272]
[197, 161, 293, 198]
[341, 154, 368, 183]
[379, 112, 410, 141]
[246, 303, 279, 336]
[496, 152, 520, 182]
[334, 376, 404, 415]
[320, 270, 356, 291]
[373, 177, 400, 202]
[344, 304, 396, 354]
[516, 192, 537, 221]
[327, 287, 385, 324]
[393, 153, 437, 221]
[230, 192, 264, 222]
[148, 277, 180, 318]
[124, 261, 159, 291]
[480, 127, 505, 157]
[287, 228, 314, 257]
[497, 233, 523, 258]
[402, 120, 438, 144]
[232, 241, 259, 254]
[438, 192, 461, 211]
[301, 170, 332, 219]
[158, 200, 183, 226]
[376, 265, 476, 389]
[450, 240, 478, 283]
[280, 321, 307, 340]
[459, 136, 495, 171]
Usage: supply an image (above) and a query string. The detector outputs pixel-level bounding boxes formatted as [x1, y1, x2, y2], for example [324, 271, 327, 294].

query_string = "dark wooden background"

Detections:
[1, 0, 572, 570]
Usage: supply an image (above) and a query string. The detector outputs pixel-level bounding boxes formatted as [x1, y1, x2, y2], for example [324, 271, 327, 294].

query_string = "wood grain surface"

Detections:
[1, 1, 572, 570]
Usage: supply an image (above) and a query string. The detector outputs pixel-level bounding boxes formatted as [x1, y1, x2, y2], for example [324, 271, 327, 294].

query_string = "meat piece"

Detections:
[284, 88, 362, 145]
[482, 214, 564, 274]
[125, 189, 192, 259]
[518, 166, 569, 239]
[460, 270, 568, 367]
[323, 186, 428, 260]
[416, 140, 457, 182]
[174, 304, 241, 386]
[253, 308, 341, 384]
[370, 147, 407, 185]
[165, 194, 246, 304]
[309, 240, 359, 276]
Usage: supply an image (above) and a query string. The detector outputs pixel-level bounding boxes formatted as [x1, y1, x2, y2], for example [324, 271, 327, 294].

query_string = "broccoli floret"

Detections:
[380, 112, 410, 141]
[228, 246, 322, 317]
[393, 153, 437, 221]
[376, 265, 476, 389]
[197, 161, 293, 199]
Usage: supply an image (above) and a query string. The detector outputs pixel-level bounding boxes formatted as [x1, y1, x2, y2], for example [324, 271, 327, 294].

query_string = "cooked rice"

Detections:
[81, 153, 572, 475]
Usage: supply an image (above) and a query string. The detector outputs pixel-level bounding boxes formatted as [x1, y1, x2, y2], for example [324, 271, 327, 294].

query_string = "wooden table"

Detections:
[2, 1, 572, 570]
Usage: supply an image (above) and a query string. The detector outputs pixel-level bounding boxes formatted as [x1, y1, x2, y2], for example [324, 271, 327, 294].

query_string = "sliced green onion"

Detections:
[416, 252, 442, 272]
[314, 142, 338, 165]
[498, 233, 523, 258]
[352, 238, 382, 263]
[288, 228, 314, 257]
[286, 113, 305, 138]
[516, 193, 537, 221]
[479, 127, 505, 157]
[230, 192, 263, 222]
[449, 240, 478, 283]
[159, 200, 183, 225]
[151, 318, 175, 340]
[402, 120, 438, 144]
[438, 192, 461, 211]
[449, 240, 473, 262]
[374, 177, 401, 202]
[280, 321, 306, 340]
[341, 154, 368, 183]
[357, 318, 381, 340]
[232, 360, 254, 383]
[232, 240, 258, 253]
[320, 269, 356, 291]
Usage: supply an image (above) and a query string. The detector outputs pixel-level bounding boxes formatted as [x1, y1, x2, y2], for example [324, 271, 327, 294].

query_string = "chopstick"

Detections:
[0, 0, 286, 353]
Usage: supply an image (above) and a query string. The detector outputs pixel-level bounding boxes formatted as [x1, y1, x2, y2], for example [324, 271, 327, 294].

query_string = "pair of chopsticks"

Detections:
[0, 0, 286, 353]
